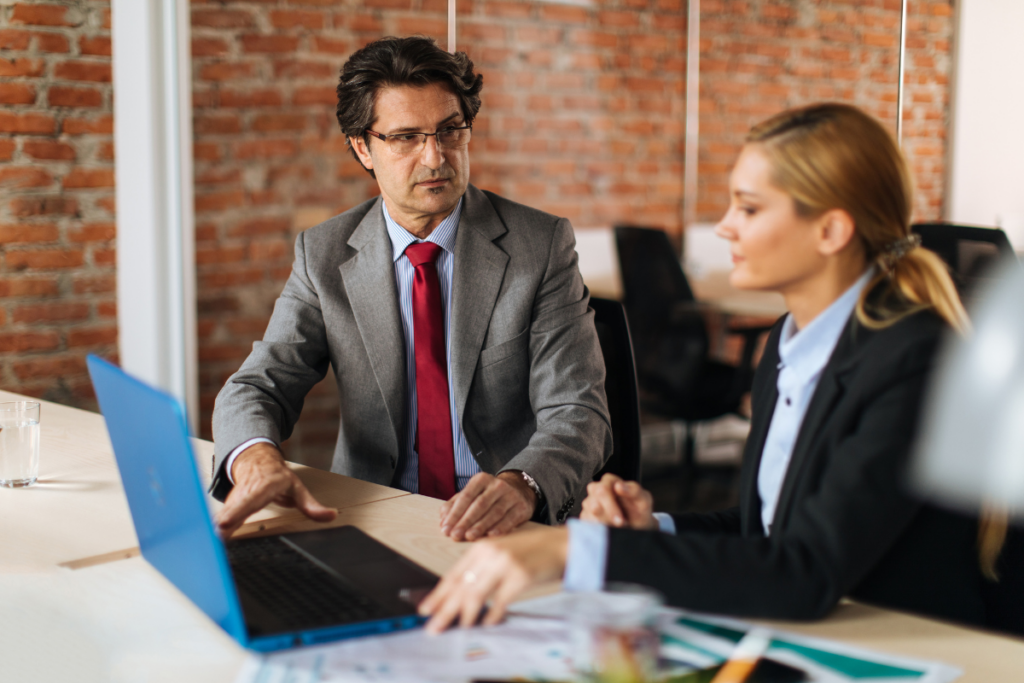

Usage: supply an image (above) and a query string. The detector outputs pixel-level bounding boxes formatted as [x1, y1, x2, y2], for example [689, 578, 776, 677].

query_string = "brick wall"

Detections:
[2, 0, 954, 470]
[0, 1, 114, 408]
[696, 0, 953, 222]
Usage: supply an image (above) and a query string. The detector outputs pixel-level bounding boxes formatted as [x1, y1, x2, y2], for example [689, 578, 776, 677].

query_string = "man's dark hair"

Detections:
[336, 36, 484, 174]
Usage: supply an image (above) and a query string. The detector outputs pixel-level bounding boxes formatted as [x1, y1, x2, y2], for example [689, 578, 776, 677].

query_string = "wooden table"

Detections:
[2, 392, 1023, 682]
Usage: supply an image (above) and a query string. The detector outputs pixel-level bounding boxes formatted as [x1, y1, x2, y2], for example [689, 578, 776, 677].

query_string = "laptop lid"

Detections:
[86, 355, 248, 645]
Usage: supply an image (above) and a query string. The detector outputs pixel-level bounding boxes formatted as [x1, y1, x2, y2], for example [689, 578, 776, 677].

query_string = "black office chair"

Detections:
[613, 226, 772, 499]
[590, 297, 642, 484]
[911, 223, 1019, 300]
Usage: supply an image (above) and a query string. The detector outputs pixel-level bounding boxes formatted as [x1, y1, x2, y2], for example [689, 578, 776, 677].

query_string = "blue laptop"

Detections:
[87, 355, 438, 652]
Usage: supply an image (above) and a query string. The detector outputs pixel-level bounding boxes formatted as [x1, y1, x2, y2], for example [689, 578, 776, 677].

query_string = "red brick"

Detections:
[54, 60, 111, 82]
[194, 142, 222, 161]
[540, 5, 589, 23]
[0, 223, 58, 243]
[269, 10, 324, 30]
[364, 0, 411, 9]
[6, 248, 84, 270]
[485, 2, 532, 19]
[232, 139, 298, 159]
[95, 140, 114, 161]
[251, 114, 306, 132]
[68, 222, 115, 242]
[346, 13, 383, 32]
[598, 10, 639, 27]
[191, 9, 254, 29]
[293, 86, 336, 106]
[199, 62, 255, 82]
[67, 326, 118, 347]
[92, 247, 115, 265]
[191, 37, 230, 57]
[0, 82, 36, 105]
[10, 4, 78, 27]
[0, 277, 59, 297]
[0, 167, 53, 188]
[97, 301, 116, 318]
[219, 89, 283, 108]
[36, 31, 69, 52]
[12, 355, 88, 381]
[395, 18, 447, 36]
[199, 268, 263, 289]
[78, 35, 111, 56]
[63, 168, 114, 189]
[228, 216, 291, 237]
[195, 167, 241, 185]
[0, 139, 14, 161]
[0, 29, 32, 50]
[249, 239, 289, 262]
[63, 114, 112, 135]
[8, 195, 77, 217]
[12, 301, 89, 323]
[241, 35, 300, 54]
[195, 189, 245, 213]
[48, 85, 103, 107]
[72, 274, 115, 294]
[0, 331, 60, 353]
[196, 245, 246, 265]
[273, 60, 334, 79]
[0, 58, 44, 77]
[312, 36, 348, 54]
[195, 114, 242, 135]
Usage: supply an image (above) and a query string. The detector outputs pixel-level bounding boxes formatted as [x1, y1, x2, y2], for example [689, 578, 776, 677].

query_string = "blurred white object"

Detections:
[683, 223, 732, 280]
[913, 261, 1024, 516]
[574, 227, 623, 300]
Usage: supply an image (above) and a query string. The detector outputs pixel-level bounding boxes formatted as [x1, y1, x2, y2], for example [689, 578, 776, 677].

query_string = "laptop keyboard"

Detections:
[228, 536, 387, 631]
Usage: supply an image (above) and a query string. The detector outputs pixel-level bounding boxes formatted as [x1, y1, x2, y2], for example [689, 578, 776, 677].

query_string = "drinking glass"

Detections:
[569, 583, 663, 682]
[0, 401, 41, 488]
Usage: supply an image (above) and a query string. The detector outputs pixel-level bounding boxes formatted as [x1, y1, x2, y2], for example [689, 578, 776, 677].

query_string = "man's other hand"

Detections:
[215, 442, 336, 537]
[438, 471, 537, 542]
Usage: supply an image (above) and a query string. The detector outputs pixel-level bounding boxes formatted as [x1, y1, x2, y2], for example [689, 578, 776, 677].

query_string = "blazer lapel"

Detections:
[771, 317, 868, 528]
[339, 199, 406, 444]
[450, 186, 509, 421]
[739, 324, 781, 535]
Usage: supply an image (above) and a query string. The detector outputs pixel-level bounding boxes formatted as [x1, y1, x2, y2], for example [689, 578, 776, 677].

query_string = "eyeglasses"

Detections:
[365, 125, 472, 156]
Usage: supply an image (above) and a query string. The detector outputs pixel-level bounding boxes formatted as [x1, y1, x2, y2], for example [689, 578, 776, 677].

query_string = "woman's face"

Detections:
[715, 144, 826, 293]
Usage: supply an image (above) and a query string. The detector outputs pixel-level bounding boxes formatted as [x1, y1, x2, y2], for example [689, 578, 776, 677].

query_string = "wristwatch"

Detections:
[520, 470, 544, 510]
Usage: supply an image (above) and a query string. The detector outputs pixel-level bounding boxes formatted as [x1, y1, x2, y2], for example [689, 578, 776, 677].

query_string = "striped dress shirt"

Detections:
[383, 198, 480, 493]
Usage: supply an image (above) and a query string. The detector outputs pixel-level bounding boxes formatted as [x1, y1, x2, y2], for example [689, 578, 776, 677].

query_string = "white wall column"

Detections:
[112, 0, 197, 429]
[946, 0, 1024, 248]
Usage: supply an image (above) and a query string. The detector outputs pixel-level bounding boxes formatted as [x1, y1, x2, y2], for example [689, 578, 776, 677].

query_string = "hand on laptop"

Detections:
[580, 473, 658, 530]
[216, 442, 337, 537]
[439, 471, 536, 542]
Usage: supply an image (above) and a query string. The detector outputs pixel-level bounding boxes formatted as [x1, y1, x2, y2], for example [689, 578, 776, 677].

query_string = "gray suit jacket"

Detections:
[211, 185, 612, 523]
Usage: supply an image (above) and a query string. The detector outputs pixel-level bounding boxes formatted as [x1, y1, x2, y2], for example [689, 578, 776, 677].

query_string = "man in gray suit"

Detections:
[212, 36, 611, 540]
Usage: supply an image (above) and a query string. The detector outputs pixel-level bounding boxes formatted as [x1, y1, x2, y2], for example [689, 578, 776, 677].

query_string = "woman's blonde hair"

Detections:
[747, 103, 1009, 577]
[745, 103, 968, 334]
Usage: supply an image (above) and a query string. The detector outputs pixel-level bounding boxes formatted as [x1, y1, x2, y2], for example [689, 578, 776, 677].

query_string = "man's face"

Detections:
[350, 82, 470, 232]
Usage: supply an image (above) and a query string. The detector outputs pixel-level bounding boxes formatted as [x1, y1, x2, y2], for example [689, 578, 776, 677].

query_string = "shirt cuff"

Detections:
[653, 512, 677, 535]
[563, 519, 608, 593]
[224, 438, 277, 485]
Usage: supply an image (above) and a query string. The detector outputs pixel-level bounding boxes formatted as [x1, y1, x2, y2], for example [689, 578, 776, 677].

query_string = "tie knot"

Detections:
[405, 241, 443, 268]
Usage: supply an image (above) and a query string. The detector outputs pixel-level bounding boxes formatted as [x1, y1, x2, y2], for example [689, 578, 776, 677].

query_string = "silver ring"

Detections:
[462, 570, 477, 584]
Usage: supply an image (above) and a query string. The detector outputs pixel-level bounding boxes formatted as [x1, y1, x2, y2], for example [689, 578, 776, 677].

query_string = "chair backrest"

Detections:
[590, 297, 642, 483]
[614, 225, 697, 314]
[912, 223, 1018, 298]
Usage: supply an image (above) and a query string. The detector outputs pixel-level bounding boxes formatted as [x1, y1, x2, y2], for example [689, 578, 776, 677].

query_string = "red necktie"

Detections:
[405, 242, 456, 499]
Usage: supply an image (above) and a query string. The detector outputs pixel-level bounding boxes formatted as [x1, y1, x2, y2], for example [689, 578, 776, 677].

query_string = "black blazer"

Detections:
[605, 309, 987, 625]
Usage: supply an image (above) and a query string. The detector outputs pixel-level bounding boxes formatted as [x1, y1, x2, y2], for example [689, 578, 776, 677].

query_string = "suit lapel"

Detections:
[740, 323, 781, 535]
[771, 317, 868, 528]
[450, 186, 509, 421]
[339, 199, 406, 444]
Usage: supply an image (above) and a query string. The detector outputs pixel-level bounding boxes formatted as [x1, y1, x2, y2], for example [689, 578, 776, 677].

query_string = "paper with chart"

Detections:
[234, 593, 962, 683]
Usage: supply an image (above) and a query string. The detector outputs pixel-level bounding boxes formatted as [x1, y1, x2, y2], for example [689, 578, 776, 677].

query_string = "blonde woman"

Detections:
[419, 103, 991, 632]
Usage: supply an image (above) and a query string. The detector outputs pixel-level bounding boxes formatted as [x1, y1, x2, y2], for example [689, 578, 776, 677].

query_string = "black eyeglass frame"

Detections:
[364, 124, 473, 148]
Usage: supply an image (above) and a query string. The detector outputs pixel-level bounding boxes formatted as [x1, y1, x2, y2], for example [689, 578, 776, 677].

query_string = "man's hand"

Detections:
[580, 473, 658, 530]
[215, 442, 336, 537]
[438, 471, 537, 542]
[419, 525, 568, 633]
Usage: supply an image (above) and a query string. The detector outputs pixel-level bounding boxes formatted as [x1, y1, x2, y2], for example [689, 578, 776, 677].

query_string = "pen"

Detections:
[709, 628, 773, 683]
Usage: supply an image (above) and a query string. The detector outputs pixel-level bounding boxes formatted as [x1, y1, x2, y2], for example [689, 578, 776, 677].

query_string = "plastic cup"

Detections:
[0, 401, 41, 488]
[569, 583, 663, 682]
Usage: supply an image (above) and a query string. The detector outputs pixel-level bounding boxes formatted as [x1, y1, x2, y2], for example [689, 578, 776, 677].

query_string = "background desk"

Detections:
[2, 392, 1023, 682]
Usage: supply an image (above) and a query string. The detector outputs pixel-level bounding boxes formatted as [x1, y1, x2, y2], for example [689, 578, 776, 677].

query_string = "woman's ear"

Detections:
[816, 209, 857, 257]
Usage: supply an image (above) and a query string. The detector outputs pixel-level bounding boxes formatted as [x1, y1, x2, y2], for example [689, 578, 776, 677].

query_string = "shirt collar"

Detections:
[382, 197, 463, 263]
[778, 268, 875, 383]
